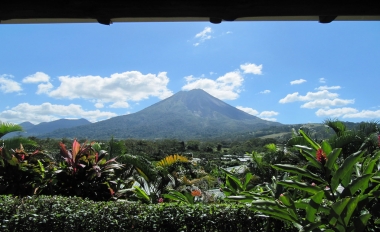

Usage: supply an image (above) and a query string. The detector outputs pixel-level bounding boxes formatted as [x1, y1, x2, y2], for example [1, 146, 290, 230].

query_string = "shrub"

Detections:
[0, 195, 295, 232]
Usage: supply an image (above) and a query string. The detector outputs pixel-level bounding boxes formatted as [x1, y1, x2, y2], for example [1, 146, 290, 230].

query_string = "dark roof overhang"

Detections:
[1, 1, 380, 25]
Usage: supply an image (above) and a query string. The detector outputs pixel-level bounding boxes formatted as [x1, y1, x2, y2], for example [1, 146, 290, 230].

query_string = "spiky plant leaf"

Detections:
[0, 121, 23, 138]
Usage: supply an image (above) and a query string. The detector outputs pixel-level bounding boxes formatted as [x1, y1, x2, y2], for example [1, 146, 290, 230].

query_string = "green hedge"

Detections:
[0, 195, 296, 232]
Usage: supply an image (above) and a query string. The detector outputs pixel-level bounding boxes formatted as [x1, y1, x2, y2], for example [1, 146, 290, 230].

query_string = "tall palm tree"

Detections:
[0, 121, 23, 139]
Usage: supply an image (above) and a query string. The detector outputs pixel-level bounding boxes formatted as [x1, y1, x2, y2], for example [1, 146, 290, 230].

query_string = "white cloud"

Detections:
[110, 101, 130, 108]
[315, 107, 380, 119]
[301, 98, 355, 109]
[258, 111, 279, 117]
[240, 63, 263, 75]
[22, 72, 50, 83]
[236, 106, 278, 121]
[36, 82, 54, 94]
[0, 102, 117, 124]
[195, 27, 212, 42]
[184, 75, 196, 82]
[193, 27, 213, 46]
[343, 110, 380, 119]
[0, 75, 22, 93]
[182, 71, 243, 100]
[315, 85, 341, 91]
[95, 102, 104, 108]
[23, 72, 54, 94]
[315, 107, 358, 117]
[48, 71, 173, 105]
[236, 106, 259, 116]
[290, 79, 307, 85]
[260, 90, 270, 94]
[319, 78, 326, 83]
[261, 117, 277, 122]
[279, 90, 338, 103]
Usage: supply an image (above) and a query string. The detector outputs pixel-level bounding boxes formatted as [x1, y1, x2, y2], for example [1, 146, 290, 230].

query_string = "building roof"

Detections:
[1, 1, 380, 25]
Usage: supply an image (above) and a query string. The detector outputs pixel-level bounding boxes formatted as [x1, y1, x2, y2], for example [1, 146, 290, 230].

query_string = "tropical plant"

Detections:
[54, 139, 123, 200]
[0, 143, 55, 196]
[163, 187, 203, 204]
[228, 127, 380, 231]
[220, 170, 256, 198]
[0, 121, 23, 139]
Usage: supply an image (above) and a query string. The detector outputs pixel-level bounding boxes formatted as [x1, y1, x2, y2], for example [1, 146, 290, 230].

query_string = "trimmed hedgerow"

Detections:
[0, 195, 295, 232]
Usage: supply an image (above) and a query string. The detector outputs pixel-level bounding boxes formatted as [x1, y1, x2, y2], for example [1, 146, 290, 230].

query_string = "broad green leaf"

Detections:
[353, 212, 371, 232]
[272, 164, 325, 183]
[330, 150, 364, 191]
[183, 192, 194, 204]
[334, 224, 347, 232]
[340, 174, 373, 198]
[163, 191, 189, 204]
[136, 167, 150, 182]
[294, 145, 313, 151]
[1, 147, 12, 160]
[343, 196, 363, 226]
[295, 199, 330, 214]
[364, 151, 380, 175]
[37, 160, 45, 178]
[279, 194, 298, 220]
[226, 173, 243, 192]
[299, 129, 320, 150]
[134, 186, 151, 203]
[306, 190, 324, 223]
[299, 149, 322, 170]
[278, 180, 321, 194]
[355, 163, 361, 177]
[328, 198, 350, 226]
[341, 172, 352, 188]
[302, 222, 323, 231]
[7, 156, 19, 166]
[243, 173, 253, 190]
[227, 195, 256, 203]
[251, 200, 297, 223]
[321, 141, 332, 156]
[325, 148, 342, 174]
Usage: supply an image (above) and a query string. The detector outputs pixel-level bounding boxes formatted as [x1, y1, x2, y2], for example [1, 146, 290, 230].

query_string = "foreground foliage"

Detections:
[225, 121, 380, 232]
[1, 120, 379, 231]
[0, 195, 295, 232]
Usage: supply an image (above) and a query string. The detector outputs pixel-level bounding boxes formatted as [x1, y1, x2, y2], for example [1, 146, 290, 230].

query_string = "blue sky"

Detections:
[1, 21, 379, 125]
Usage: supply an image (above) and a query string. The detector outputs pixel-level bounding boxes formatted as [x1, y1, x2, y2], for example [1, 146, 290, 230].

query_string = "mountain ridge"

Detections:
[40, 89, 280, 140]
[3, 118, 91, 138]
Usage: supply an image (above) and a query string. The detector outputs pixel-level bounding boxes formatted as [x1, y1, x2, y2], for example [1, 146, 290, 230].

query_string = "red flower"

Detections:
[158, 198, 164, 203]
[316, 148, 327, 165]
[191, 189, 202, 197]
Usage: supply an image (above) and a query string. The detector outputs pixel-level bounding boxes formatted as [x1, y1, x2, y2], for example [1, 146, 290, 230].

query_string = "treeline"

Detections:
[23, 136, 280, 161]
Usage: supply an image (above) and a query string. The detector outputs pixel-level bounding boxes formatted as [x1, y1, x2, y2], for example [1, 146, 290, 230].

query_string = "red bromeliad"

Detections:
[316, 148, 327, 165]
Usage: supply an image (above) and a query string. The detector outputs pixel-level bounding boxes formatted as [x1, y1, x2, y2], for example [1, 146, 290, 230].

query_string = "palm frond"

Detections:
[0, 121, 23, 138]
[120, 154, 157, 182]
[323, 118, 346, 136]
[156, 154, 189, 168]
